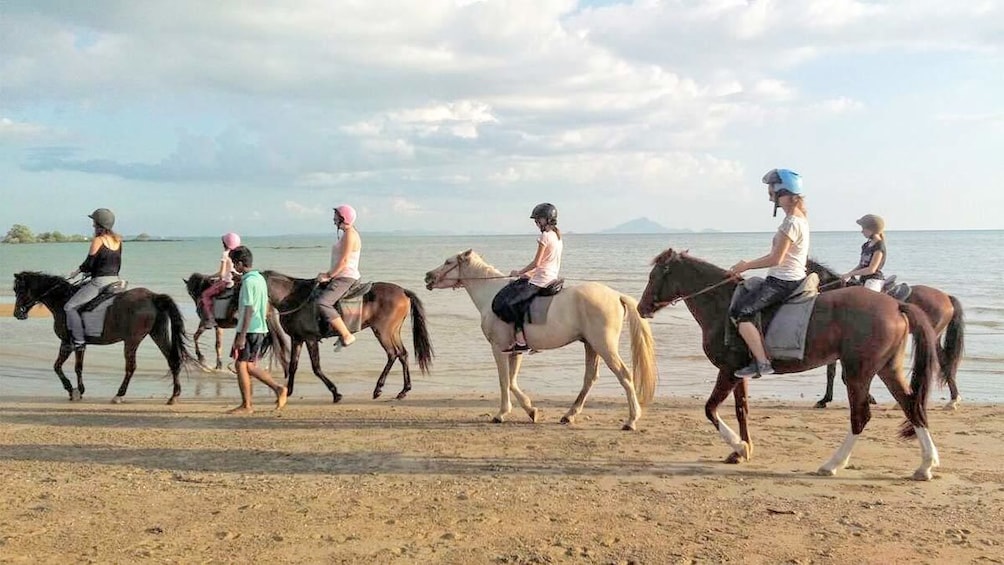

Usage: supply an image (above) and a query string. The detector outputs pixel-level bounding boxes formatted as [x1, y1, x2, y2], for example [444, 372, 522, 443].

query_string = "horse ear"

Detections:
[461, 249, 473, 260]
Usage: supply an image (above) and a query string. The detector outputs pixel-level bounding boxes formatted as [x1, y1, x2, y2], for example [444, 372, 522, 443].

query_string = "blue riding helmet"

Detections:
[762, 168, 803, 195]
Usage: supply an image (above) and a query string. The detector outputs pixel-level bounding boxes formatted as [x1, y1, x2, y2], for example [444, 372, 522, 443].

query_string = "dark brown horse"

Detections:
[637, 249, 944, 480]
[807, 259, 966, 410]
[183, 273, 239, 370]
[262, 271, 433, 402]
[12, 272, 192, 404]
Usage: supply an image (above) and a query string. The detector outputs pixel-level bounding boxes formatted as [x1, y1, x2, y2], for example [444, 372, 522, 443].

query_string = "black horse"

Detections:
[12, 272, 192, 404]
[183, 273, 239, 370]
[262, 271, 434, 402]
[807, 259, 965, 410]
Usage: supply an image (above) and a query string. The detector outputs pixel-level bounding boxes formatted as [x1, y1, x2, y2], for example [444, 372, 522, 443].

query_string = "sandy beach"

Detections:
[1, 394, 1001, 564]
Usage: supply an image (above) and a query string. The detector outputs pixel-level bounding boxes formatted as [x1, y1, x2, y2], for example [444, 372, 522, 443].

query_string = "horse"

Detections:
[807, 259, 966, 410]
[637, 249, 944, 480]
[183, 273, 238, 371]
[261, 270, 434, 402]
[12, 272, 192, 404]
[424, 250, 658, 430]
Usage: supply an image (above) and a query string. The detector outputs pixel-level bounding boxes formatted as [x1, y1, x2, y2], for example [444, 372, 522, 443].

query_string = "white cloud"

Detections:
[284, 200, 325, 217]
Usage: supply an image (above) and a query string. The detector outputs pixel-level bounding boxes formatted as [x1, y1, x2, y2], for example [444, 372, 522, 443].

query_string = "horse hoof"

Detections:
[621, 423, 636, 431]
[71, 390, 82, 402]
[912, 468, 933, 481]
[214, 362, 223, 371]
[559, 416, 572, 425]
[491, 416, 503, 424]
[814, 400, 828, 409]
[372, 390, 382, 400]
[724, 452, 745, 465]
[528, 408, 540, 423]
[815, 467, 837, 476]
[332, 393, 343, 404]
[111, 396, 124, 404]
[943, 400, 960, 411]
[166, 397, 178, 406]
[395, 391, 408, 400]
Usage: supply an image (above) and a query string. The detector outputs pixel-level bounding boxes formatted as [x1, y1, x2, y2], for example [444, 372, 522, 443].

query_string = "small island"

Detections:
[599, 217, 719, 234]
[1, 224, 170, 244]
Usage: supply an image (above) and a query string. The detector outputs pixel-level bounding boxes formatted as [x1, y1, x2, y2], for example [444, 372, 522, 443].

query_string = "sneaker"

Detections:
[332, 334, 356, 352]
[734, 361, 774, 379]
[501, 342, 531, 354]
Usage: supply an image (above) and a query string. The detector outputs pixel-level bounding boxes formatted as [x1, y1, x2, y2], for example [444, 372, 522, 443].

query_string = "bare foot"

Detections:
[226, 405, 254, 415]
[275, 386, 287, 410]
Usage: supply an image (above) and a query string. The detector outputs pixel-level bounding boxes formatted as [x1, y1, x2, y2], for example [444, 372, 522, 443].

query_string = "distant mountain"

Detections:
[600, 217, 694, 234]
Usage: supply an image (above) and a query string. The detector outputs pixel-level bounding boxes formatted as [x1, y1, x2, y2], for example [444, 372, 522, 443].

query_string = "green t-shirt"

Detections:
[236, 270, 269, 334]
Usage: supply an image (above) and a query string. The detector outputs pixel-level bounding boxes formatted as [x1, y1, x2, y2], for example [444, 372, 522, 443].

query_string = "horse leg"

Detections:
[306, 340, 342, 404]
[815, 362, 838, 408]
[394, 346, 412, 400]
[595, 344, 640, 431]
[506, 351, 539, 423]
[705, 368, 750, 463]
[193, 323, 207, 366]
[214, 327, 224, 371]
[939, 343, 961, 410]
[731, 377, 753, 463]
[112, 343, 140, 404]
[150, 325, 182, 405]
[561, 344, 600, 425]
[490, 350, 513, 423]
[875, 365, 940, 480]
[53, 342, 75, 400]
[817, 371, 872, 476]
[73, 348, 86, 401]
[370, 328, 396, 400]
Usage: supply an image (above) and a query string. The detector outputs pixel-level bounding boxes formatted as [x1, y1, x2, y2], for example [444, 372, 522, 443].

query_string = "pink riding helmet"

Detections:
[334, 205, 357, 226]
[222, 232, 241, 250]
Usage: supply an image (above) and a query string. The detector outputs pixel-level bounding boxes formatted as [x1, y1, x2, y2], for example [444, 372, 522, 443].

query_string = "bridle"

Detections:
[648, 263, 737, 309]
[14, 277, 78, 316]
[429, 255, 512, 290]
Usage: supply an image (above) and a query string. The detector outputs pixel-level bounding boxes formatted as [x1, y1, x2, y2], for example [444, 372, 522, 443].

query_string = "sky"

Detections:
[1, 0, 1002, 237]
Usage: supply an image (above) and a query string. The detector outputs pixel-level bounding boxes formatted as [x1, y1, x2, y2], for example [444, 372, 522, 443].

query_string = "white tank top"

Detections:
[330, 233, 361, 280]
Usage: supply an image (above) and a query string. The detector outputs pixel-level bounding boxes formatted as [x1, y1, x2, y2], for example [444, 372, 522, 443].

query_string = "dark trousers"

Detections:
[316, 277, 357, 322]
[729, 276, 803, 323]
[492, 278, 543, 332]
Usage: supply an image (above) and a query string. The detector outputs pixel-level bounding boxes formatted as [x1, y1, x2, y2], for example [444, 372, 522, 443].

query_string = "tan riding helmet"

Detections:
[856, 214, 885, 234]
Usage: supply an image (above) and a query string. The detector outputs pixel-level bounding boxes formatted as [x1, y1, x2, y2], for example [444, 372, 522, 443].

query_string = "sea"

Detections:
[1, 231, 1001, 404]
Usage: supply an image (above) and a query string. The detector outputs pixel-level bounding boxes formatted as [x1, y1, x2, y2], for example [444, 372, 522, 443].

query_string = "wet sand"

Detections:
[1, 395, 1001, 564]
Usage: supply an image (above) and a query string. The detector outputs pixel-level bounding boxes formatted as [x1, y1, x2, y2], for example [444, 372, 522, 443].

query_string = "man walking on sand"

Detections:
[227, 245, 286, 414]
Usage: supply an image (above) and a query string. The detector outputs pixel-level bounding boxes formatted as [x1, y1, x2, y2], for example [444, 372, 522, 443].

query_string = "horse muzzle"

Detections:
[13, 305, 29, 320]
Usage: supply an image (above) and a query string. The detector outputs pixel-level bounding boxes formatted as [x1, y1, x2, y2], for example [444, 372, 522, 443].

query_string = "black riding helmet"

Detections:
[530, 202, 558, 225]
[88, 208, 115, 230]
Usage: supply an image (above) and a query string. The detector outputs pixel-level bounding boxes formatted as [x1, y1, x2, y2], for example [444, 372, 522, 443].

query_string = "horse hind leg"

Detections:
[73, 348, 86, 401]
[875, 365, 940, 480]
[113, 343, 141, 404]
[595, 340, 641, 431]
[940, 343, 961, 411]
[306, 341, 342, 403]
[561, 343, 600, 425]
[150, 324, 182, 405]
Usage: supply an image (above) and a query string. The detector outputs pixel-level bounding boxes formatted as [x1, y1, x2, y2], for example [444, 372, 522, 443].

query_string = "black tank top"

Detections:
[80, 244, 122, 277]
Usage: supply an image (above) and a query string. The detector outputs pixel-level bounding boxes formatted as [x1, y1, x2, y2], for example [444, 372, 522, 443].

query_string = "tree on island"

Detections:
[2, 224, 89, 244]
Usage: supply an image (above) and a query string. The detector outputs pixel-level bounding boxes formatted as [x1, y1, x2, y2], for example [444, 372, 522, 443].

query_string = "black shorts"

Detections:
[729, 276, 804, 323]
[234, 333, 268, 363]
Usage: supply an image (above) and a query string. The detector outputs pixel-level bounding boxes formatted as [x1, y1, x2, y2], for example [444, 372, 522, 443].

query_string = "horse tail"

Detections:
[941, 295, 965, 387]
[404, 289, 434, 375]
[899, 302, 938, 438]
[265, 307, 291, 377]
[619, 294, 658, 406]
[153, 293, 193, 375]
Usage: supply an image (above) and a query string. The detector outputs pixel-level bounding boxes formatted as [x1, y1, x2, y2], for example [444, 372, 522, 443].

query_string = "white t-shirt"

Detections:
[219, 250, 236, 287]
[529, 230, 563, 287]
[767, 214, 810, 281]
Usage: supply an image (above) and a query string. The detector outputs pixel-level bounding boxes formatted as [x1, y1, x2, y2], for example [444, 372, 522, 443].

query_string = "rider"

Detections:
[726, 169, 810, 379]
[494, 202, 564, 354]
[841, 214, 886, 292]
[316, 204, 361, 350]
[65, 208, 123, 351]
[200, 232, 242, 327]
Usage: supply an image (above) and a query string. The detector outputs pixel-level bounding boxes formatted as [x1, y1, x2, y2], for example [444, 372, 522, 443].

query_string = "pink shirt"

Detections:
[529, 230, 562, 287]
[219, 250, 236, 287]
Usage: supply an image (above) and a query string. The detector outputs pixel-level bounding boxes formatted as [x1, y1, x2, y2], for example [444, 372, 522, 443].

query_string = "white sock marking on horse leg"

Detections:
[717, 420, 744, 453]
[916, 426, 939, 469]
[819, 433, 858, 475]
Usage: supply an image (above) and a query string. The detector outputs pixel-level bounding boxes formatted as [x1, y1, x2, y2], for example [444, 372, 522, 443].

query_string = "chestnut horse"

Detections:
[807, 259, 965, 410]
[424, 250, 658, 430]
[637, 249, 943, 480]
[12, 272, 192, 404]
[261, 270, 433, 402]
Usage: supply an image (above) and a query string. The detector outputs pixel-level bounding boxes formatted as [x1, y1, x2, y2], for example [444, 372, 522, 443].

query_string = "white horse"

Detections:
[424, 250, 658, 430]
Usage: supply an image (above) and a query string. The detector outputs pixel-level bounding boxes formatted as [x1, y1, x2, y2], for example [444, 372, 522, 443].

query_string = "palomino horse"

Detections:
[261, 270, 433, 402]
[424, 250, 658, 430]
[637, 249, 943, 480]
[183, 273, 238, 371]
[807, 259, 966, 410]
[12, 272, 192, 404]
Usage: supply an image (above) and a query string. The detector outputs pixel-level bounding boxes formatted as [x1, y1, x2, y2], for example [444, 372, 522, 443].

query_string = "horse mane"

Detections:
[463, 251, 506, 277]
[16, 271, 73, 289]
[806, 258, 840, 283]
[650, 248, 729, 277]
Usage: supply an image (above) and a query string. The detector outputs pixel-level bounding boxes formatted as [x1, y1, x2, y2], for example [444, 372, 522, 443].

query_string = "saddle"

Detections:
[726, 273, 819, 361]
[311, 280, 373, 336]
[525, 278, 564, 325]
[881, 276, 912, 301]
[78, 280, 129, 337]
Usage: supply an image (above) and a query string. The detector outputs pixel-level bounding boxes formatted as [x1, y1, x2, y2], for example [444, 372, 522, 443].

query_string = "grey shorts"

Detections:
[234, 333, 268, 363]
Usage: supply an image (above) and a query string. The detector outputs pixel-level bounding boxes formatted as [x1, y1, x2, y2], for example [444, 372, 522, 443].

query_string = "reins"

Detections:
[273, 280, 321, 316]
[668, 276, 737, 305]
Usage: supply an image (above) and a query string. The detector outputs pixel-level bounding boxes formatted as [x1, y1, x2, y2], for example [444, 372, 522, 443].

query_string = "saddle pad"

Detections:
[764, 297, 817, 360]
[526, 295, 556, 325]
[338, 297, 365, 334]
[81, 298, 117, 337]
